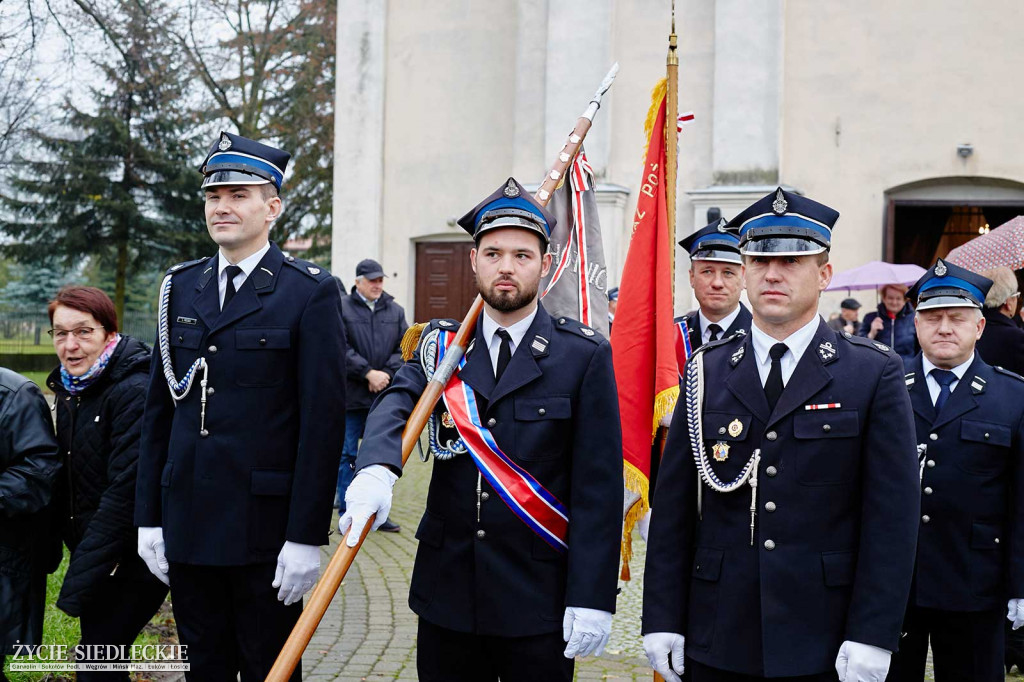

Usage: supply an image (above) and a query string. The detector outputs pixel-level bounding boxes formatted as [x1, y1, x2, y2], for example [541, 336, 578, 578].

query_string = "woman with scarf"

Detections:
[46, 286, 167, 679]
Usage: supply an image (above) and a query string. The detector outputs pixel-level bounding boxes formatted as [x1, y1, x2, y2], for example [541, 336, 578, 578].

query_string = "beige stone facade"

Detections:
[334, 0, 1024, 318]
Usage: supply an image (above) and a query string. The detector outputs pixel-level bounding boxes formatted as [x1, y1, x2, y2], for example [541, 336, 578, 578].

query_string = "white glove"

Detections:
[137, 526, 170, 586]
[659, 411, 673, 428]
[562, 606, 613, 659]
[1008, 598, 1024, 630]
[338, 464, 398, 547]
[272, 541, 321, 606]
[643, 632, 685, 682]
[835, 640, 891, 682]
[638, 508, 653, 543]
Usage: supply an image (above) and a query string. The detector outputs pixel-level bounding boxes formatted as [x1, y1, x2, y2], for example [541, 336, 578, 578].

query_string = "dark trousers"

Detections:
[887, 604, 1003, 682]
[76, 571, 168, 682]
[168, 561, 302, 682]
[336, 408, 368, 511]
[689, 660, 836, 681]
[416, 617, 573, 682]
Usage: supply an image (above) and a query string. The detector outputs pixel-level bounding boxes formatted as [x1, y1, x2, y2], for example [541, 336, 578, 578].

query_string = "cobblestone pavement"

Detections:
[302, 453, 653, 681]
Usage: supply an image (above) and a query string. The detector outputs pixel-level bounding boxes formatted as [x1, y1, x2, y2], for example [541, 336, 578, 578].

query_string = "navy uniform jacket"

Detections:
[642, 320, 920, 677]
[976, 307, 1024, 376]
[677, 302, 753, 354]
[135, 242, 346, 565]
[355, 305, 623, 637]
[906, 353, 1024, 611]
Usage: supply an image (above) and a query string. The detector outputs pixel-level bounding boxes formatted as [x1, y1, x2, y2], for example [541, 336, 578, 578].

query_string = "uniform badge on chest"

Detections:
[728, 419, 743, 438]
[441, 411, 456, 428]
[712, 441, 730, 462]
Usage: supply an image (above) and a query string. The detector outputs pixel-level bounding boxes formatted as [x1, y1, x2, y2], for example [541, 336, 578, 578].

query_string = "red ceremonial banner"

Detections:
[611, 79, 680, 571]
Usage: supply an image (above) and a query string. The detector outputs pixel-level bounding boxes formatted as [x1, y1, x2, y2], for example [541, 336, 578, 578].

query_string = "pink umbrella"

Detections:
[825, 261, 926, 291]
[946, 215, 1024, 272]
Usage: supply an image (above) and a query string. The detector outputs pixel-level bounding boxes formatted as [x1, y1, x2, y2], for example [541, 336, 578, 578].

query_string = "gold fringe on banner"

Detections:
[400, 323, 428, 362]
[652, 385, 679, 438]
[642, 78, 669, 161]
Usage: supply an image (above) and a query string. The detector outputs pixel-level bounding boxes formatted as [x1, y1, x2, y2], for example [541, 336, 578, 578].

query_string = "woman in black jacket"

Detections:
[46, 286, 167, 679]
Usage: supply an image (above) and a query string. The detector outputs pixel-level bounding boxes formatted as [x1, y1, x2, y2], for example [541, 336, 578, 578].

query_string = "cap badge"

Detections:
[218, 136, 232, 151]
[712, 441, 731, 462]
[934, 260, 947, 276]
[503, 179, 520, 198]
[307, 266, 321, 275]
[772, 188, 788, 215]
[717, 218, 729, 232]
[727, 418, 743, 438]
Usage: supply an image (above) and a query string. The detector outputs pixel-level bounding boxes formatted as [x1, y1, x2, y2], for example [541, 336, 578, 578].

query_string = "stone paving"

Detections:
[302, 453, 653, 681]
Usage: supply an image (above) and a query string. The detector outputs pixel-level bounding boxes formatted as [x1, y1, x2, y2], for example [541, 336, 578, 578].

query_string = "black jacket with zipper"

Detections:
[342, 287, 409, 410]
[48, 335, 162, 616]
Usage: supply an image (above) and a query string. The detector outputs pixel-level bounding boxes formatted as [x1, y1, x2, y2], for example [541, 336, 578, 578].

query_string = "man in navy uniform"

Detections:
[675, 219, 752, 356]
[340, 177, 623, 682]
[135, 132, 346, 680]
[642, 188, 920, 681]
[888, 259, 1024, 681]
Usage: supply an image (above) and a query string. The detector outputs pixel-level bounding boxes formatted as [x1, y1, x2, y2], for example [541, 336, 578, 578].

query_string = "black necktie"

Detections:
[495, 329, 512, 380]
[931, 369, 957, 413]
[223, 265, 243, 310]
[707, 323, 723, 343]
[764, 343, 788, 410]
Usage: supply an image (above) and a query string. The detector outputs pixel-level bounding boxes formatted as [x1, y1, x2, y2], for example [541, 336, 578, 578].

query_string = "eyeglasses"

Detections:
[48, 327, 104, 342]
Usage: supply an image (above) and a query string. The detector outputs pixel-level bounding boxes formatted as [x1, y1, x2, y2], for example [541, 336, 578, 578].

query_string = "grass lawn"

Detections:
[0, 342, 55, 355]
[4, 551, 168, 682]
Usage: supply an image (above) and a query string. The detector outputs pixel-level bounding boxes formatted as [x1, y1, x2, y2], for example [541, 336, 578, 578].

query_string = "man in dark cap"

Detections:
[642, 187, 920, 681]
[135, 131, 346, 680]
[828, 297, 861, 336]
[675, 219, 752, 360]
[887, 260, 1024, 681]
[341, 177, 623, 681]
[336, 257, 407, 532]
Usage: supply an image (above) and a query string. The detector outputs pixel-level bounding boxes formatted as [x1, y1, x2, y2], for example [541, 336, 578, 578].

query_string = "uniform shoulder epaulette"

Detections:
[429, 318, 461, 332]
[165, 256, 209, 276]
[994, 366, 1024, 382]
[282, 255, 330, 281]
[838, 331, 891, 355]
[554, 317, 602, 343]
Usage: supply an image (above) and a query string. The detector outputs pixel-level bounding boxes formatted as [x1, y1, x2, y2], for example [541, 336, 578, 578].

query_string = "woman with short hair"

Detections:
[46, 286, 166, 680]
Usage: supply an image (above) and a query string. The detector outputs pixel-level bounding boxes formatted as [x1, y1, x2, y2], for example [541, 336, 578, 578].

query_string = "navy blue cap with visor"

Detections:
[608, 287, 619, 301]
[907, 258, 993, 311]
[725, 187, 840, 256]
[200, 132, 291, 191]
[679, 219, 742, 265]
[457, 178, 556, 245]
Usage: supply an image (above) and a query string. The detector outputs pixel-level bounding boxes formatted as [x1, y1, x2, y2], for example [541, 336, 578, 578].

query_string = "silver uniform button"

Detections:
[766, 431, 778, 441]
[208, 345, 218, 354]
[766, 466, 778, 477]
[996, 537, 1001, 544]
[487, 418, 497, 428]
[765, 501, 777, 512]
[476, 529, 486, 539]
[822, 424, 831, 433]
[926, 459, 936, 468]
[719, 427, 727, 435]
[207, 386, 215, 396]
[481, 492, 490, 501]
[923, 486, 932, 495]
[929, 433, 938, 441]
[922, 515, 930, 523]
[200, 429, 209, 437]
[538, 408, 546, 416]
[764, 539, 776, 550]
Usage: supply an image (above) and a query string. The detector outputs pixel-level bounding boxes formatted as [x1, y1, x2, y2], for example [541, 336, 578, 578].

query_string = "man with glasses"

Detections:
[977, 266, 1024, 376]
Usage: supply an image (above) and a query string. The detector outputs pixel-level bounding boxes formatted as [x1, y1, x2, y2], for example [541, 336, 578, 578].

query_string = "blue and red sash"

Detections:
[674, 318, 694, 378]
[434, 331, 569, 554]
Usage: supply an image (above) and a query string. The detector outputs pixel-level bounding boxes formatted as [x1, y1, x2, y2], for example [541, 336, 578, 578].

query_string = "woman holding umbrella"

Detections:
[858, 283, 918, 367]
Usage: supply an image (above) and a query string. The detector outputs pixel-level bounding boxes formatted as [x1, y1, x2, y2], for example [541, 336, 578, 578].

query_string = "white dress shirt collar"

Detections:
[749, 314, 822, 387]
[218, 241, 270, 308]
[922, 353, 975, 404]
[699, 305, 741, 343]
[481, 306, 539, 374]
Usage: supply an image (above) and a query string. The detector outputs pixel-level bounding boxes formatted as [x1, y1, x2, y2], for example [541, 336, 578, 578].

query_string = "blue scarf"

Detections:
[61, 334, 122, 395]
